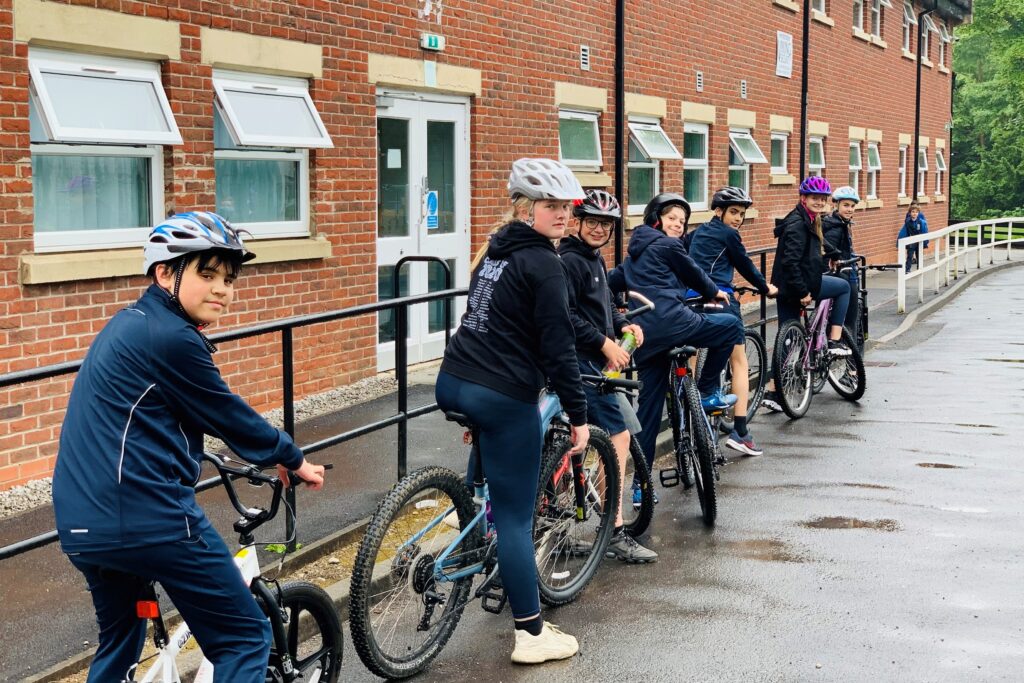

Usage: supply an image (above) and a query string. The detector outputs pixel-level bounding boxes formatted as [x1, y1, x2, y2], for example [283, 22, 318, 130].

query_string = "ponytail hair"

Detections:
[470, 196, 533, 272]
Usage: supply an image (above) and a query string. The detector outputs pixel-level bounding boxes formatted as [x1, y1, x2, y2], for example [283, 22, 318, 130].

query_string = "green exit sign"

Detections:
[421, 33, 445, 51]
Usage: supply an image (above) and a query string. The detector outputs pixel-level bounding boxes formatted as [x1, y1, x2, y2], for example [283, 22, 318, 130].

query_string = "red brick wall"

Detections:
[0, 0, 956, 488]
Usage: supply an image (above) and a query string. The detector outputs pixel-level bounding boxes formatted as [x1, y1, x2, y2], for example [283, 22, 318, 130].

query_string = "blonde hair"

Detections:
[470, 196, 533, 272]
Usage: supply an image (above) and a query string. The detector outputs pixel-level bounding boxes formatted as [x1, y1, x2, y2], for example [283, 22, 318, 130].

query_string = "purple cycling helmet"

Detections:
[799, 176, 832, 196]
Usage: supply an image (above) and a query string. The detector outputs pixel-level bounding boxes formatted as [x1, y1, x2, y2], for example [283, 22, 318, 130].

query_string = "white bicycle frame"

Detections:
[132, 545, 261, 683]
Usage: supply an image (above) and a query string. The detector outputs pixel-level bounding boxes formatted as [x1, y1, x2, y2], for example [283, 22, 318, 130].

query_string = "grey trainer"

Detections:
[605, 530, 658, 563]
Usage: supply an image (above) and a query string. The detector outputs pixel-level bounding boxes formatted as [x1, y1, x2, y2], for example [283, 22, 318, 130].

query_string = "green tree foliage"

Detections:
[952, 0, 1024, 220]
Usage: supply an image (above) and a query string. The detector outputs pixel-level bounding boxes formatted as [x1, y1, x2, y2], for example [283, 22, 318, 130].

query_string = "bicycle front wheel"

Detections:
[719, 330, 769, 432]
[349, 466, 479, 680]
[682, 375, 717, 527]
[827, 327, 867, 401]
[622, 436, 654, 538]
[773, 320, 812, 419]
[262, 582, 343, 683]
[533, 427, 619, 606]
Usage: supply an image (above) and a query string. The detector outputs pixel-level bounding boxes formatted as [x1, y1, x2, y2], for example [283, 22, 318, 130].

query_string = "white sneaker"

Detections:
[511, 623, 579, 664]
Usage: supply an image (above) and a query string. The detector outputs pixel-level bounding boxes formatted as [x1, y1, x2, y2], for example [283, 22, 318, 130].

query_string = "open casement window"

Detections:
[935, 150, 947, 194]
[29, 48, 182, 146]
[808, 137, 826, 177]
[917, 146, 929, 196]
[771, 132, 789, 175]
[627, 135, 659, 215]
[898, 145, 908, 196]
[903, 2, 918, 51]
[627, 120, 681, 160]
[728, 130, 768, 165]
[558, 109, 602, 170]
[938, 20, 951, 67]
[848, 142, 862, 194]
[213, 71, 333, 149]
[866, 143, 882, 199]
[921, 14, 936, 59]
[682, 123, 709, 211]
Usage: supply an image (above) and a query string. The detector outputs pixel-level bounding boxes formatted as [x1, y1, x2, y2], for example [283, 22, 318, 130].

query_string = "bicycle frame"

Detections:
[802, 299, 833, 372]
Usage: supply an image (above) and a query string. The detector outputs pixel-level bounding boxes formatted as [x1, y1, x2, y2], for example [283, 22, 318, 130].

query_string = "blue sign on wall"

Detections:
[426, 190, 439, 229]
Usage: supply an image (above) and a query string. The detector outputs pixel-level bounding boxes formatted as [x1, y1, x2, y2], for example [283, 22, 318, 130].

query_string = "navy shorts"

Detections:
[579, 360, 628, 435]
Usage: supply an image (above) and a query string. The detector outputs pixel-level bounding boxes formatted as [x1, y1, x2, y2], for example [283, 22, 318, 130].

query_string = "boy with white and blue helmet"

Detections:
[685, 187, 778, 456]
[823, 185, 861, 333]
[52, 211, 327, 683]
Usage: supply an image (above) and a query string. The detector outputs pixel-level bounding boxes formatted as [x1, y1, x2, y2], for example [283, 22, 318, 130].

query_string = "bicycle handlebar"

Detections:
[866, 263, 901, 271]
[579, 373, 641, 393]
[623, 291, 655, 320]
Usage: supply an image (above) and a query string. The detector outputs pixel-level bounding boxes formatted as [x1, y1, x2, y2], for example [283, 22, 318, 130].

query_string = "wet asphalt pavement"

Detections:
[3, 266, 1023, 681]
[336, 268, 1024, 682]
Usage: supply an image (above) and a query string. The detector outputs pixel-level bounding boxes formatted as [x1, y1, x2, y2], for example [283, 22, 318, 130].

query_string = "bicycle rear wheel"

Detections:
[827, 327, 867, 401]
[773, 320, 812, 419]
[682, 375, 717, 527]
[622, 436, 654, 538]
[667, 380, 694, 488]
[261, 582, 343, 683]
[718, 330, 768, 432]
[349, 466, 479, 679]
[533, 427, 619, 606]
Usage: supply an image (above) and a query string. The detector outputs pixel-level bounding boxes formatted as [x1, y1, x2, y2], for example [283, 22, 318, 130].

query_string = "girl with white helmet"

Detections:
[823, 186, 862, 334]
[436, 158, 589, 664]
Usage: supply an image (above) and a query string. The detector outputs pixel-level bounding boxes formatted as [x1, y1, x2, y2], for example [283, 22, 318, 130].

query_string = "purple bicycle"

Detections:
[772, 259, 866, 419]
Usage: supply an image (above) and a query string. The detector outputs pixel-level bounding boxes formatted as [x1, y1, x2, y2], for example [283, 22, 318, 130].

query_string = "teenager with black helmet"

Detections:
[608, 193, 744, 485]
[685, 187, 778, 456]
[762, 176, 851, 411]
[436, 158, 588, 664]
[560, 190, 657, 563]
[52, 212, 326, 682]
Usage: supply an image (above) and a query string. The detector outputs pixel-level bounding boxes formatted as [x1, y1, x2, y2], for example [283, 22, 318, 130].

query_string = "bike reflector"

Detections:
[675, 367, 688, 377]
[136, 600, 160, 619]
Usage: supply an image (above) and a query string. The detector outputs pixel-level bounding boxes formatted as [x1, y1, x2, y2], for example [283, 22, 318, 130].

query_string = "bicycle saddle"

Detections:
[444, 411, 475, 429]
[668, 345, 698, 359]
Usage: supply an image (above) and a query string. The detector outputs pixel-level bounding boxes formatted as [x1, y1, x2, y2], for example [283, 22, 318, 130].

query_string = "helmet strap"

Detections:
[168, 257, 218, 353]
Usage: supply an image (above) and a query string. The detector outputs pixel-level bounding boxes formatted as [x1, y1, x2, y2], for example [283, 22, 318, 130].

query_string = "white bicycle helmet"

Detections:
[508, 158, 585, 201]
[143, 211, 255, 275]
[832, 185, 861, 204]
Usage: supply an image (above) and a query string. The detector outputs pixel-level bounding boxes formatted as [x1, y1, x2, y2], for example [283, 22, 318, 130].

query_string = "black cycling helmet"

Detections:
[711, 186, 754, 210]
[573, 189, 622, 221]
[643, 192, 691, 229]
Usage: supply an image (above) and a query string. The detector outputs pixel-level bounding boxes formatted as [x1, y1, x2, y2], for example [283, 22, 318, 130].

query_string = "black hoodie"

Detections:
[558, 235, 628, 363]
[770, 204, 841, 301]
[821, 211, 855, 262]
[441, 221, 587, 426]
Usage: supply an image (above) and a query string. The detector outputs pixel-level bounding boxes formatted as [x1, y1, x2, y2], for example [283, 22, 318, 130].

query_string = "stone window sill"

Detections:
[770, 173, 797, 185]
[866, 198, 884, 209]
[898, 195, 912, 206]
[774, 0, 799, 13]
[916, 195, 931, 204]
[853, 27, 871, 43]
[935, 194, 946, 203]
[19, 236, 332, 285]
[870, 35, 888, 49]
[812, 10, 834, 27]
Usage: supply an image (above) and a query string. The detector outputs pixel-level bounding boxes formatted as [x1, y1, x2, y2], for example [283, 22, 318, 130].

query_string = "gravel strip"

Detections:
[0, 372, 410, 522]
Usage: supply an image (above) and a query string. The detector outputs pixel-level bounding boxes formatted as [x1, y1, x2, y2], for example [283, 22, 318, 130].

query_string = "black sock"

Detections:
[734, 416, 748, 436]
[515, 615, 544, 636]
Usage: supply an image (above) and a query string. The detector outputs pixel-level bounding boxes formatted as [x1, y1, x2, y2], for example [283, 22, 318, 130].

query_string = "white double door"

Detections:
[376, 93, 470, 371]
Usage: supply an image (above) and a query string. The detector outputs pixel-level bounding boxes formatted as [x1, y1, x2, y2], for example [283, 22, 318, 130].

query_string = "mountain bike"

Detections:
[772, 259, 867, 419]
[128, 453, 342, 683]
[348, 391, 618, 678]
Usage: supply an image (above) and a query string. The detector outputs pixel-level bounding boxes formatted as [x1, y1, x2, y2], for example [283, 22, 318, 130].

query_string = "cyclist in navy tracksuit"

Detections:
[897, 201, 929, 273]
[685, 187, 777, 456]
[436, 159, 587, 664]
[608, 193, 744, 480]
[52, 212, 326, 683]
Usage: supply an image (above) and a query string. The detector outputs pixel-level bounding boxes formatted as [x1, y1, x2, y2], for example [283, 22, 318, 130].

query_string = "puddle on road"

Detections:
[984, 358, 1024, 363]
[800, 516, 901, 532]
[917, 462, 964, 469]
[841, 482, 894, 490]
[953, 423, 998, 429]
[722, 538, 807, 563]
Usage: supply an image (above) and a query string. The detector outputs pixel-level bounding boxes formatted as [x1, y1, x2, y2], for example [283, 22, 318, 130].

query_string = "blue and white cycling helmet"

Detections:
[832, 185, 861, 204]
[143, 211, 255, 275]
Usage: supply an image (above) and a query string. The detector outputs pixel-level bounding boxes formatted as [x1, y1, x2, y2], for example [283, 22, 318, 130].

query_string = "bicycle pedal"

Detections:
[478, 586, 508, 614]
[659, 468, 680, 488]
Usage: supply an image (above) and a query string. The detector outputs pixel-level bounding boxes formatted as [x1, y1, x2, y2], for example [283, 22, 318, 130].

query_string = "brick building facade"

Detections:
[0, 0, 968, 488]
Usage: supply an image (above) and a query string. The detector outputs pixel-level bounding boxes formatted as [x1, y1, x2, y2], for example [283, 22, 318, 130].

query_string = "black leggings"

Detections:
[777, 275, 851, 328]
[435, 371, 542, 620]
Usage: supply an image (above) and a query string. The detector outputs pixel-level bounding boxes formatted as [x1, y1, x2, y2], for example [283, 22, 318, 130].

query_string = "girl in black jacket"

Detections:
[436, 158, 587, 664]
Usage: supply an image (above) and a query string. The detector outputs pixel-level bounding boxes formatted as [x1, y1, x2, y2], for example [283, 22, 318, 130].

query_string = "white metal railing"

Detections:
[897, 216, 1024, 312]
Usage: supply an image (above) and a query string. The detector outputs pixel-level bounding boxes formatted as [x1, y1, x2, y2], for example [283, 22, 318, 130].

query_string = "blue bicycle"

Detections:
[347, 392, 619, 679]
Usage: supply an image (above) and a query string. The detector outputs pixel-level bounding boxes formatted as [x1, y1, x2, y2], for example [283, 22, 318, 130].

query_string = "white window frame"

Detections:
[935, 149, 947, 195]
[870, 0, 889, 37]
[682, 122, 709, 211]
[770, 132, 789, 175]
[214, 147, 310, 239]
[898, 145, 908, 197]
[921, 14, 936, 60]
[938, 20, 951, 68]
[28, 48, 182, 146]
[853, 0, 865, 30]
[848, 142, 862, 195]
[213, 70, 333, 149]
[627, 119, 681, 160]
[30, 143, 164, 252]
[917, 146, 929, 196]
[728, 129, 769, 165]
[558, 109, 602, 170]
[812, 0, 826, 13]
[626, 118, 660, 215]
[902, 1, 917, 51]
[866, 142, 882, 200]
[809, 136, 826, 177]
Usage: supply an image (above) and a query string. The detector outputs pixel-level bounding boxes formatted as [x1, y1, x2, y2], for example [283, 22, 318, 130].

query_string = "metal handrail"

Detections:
[897, 216, 1024, 312]
[0, 284, 468, 561]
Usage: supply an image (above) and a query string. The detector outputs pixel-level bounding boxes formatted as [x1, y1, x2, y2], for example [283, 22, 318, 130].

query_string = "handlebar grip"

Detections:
[602, 376, 640, 391]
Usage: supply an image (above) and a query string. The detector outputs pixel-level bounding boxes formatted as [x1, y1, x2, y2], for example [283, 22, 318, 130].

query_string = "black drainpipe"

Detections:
[798, 0, 811, 177]
[613, 0, 625, 266]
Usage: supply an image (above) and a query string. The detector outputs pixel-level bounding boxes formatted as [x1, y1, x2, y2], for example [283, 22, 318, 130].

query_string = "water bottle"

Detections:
[603, 331, 637, 379]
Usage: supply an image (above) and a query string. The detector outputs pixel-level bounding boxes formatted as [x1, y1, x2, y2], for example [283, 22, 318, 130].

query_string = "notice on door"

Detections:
[425, 190, 439, 229]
